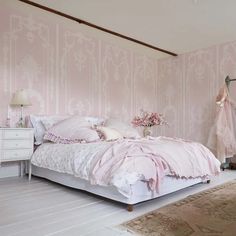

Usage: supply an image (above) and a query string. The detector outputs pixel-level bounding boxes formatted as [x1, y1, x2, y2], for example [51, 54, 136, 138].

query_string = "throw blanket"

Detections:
[90, 137, 221, 192]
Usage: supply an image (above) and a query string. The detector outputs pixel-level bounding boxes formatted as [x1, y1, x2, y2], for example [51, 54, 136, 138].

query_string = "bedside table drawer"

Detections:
[2, 140, 32, 149]
[1, 149, 32, 161]
[2, 129, 33, 140]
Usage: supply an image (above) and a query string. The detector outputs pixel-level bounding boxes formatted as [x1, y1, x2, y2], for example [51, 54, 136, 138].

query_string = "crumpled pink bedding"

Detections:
[90, 136, 221, 192]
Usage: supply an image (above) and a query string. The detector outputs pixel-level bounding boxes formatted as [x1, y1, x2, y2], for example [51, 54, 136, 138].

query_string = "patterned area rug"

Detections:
[121, 181, 236, 236]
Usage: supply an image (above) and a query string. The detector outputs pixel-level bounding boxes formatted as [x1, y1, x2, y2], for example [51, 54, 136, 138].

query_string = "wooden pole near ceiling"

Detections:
[18, 0, 178, 56]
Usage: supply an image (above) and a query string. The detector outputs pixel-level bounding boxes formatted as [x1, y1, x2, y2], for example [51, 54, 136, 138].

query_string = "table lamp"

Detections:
[10, 89, 32, 127]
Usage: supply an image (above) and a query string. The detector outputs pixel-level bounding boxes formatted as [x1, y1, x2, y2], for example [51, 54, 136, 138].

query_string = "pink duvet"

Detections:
[90, 136, 221, 192]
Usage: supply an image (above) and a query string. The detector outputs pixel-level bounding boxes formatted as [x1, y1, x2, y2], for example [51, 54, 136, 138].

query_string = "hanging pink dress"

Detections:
[207, 84, 236, 163]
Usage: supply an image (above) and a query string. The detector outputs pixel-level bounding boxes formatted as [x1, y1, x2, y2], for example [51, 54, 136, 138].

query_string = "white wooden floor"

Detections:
[0, 170, 236, 236]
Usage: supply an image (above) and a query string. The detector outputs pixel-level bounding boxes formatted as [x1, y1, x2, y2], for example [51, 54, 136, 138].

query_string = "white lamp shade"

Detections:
[10, 89, 32, 106]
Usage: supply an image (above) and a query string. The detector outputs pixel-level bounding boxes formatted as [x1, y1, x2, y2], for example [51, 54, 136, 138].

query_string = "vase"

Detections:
[143, 126, 152, 137]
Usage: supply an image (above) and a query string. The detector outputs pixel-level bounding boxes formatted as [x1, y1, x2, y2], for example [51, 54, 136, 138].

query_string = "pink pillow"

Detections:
[44, 116, 100, 144]
[28, 115, 68, 145]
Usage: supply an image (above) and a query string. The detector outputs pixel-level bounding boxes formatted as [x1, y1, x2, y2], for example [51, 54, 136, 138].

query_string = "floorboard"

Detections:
[0, 170, 235, 236]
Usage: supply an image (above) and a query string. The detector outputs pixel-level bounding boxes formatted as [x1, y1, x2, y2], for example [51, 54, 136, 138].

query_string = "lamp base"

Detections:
[16, 118, 25, 128]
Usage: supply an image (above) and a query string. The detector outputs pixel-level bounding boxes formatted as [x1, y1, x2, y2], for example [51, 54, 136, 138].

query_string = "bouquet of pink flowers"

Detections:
[132, 110, 167, 127]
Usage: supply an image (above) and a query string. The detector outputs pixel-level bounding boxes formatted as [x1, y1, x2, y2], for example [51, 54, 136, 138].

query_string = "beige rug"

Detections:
[121, 181, 236, 236]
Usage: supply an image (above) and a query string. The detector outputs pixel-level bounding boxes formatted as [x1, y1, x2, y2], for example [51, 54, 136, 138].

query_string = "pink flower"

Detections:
[132, 110, 167, 127]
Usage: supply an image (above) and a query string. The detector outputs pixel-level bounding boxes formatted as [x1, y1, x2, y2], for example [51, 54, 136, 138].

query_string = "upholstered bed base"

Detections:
[31, 165, 208, 211]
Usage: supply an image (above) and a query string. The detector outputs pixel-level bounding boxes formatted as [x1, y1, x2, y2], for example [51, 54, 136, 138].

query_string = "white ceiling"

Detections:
[29, 0, 236, 57]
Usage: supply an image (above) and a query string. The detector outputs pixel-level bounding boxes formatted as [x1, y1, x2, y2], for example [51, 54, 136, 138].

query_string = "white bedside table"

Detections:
[0, 128, 34, 180]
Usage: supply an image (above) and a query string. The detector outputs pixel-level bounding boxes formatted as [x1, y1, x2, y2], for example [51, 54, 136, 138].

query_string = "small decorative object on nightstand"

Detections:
[0, 128, 34, 180]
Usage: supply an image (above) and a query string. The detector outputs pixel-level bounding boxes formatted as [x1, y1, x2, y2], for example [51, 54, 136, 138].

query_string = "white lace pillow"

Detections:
[104, 118, 140, 139]
[41, 117, 67, 130]
[96, 126, 123, 141]
[29, 115, 67, 145]
[44, 115, 100, 144]
[85, 116, 105, 126]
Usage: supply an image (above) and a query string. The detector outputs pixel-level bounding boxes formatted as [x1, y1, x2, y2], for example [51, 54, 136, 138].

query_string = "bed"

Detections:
[30, 132, 221, 211]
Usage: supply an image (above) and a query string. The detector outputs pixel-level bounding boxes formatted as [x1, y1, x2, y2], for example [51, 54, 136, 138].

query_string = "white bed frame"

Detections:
[31, 165, 209, 211]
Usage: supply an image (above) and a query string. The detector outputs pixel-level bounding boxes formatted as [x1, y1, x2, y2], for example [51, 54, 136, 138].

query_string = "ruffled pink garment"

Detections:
[207, 84, 236, 163]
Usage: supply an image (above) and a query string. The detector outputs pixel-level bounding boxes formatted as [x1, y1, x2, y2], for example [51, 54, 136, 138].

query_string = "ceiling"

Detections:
[29, 0, 236, 57]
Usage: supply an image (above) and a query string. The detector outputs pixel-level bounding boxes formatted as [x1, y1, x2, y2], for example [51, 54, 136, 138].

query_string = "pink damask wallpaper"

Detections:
[1, 1, 236, 150]
[157, 42, 236, 144]
[0, 1, 158, 133]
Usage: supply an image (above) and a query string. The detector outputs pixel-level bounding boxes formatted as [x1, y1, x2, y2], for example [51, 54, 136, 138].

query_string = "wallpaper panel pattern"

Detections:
[0, 3, 159, 134]
[157, 42, 236, 144]
[1, 2, 236, 147]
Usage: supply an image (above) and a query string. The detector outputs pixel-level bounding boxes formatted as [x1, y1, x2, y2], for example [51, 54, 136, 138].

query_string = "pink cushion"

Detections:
[96, 126, 123, 141]
[44, 116, 100, 144]
[28, 115, 68, 145]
